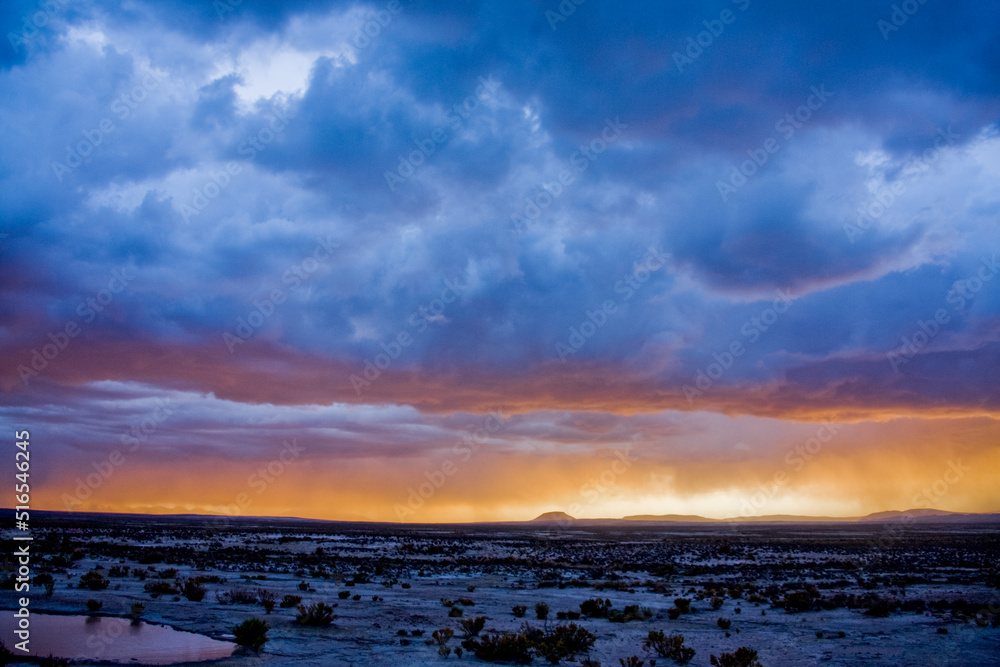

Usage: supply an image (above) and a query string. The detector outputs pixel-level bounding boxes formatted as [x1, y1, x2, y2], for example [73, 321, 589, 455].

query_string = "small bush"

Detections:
[338, 590, 351, 599]
[467, 631, 534, 664]
[216, 588, 257, 605]
[86, 599, 103, 613]
[280, 594, 302, 608]
[34, 573, 54, 596]
[449, 606, 464, 618]
[80, 571, 109, 591]
[145, 580, 179, 596]
[717, 618, 732, 630]
[580, 598, 613, 618]
[534, 623, 596, 664]
[536, 602, 550, 620]
[643, 631, 695, 663]
[460, 616, 486, 637]
[182, 580, 206, 602]
[130, 603, 145, 625]
[296, 602, 337, 626]
[709, 647, 762, 667]
[233, 618, 269, 652]
[513, 605, 528, 618]
[433, 628, 455, 646]
[673, 598, 691, 614]
[257, 589, 276, 614]
[620, 658, 644, 667]
[108, 566, 130, 578]
[609, 605, 652, 623]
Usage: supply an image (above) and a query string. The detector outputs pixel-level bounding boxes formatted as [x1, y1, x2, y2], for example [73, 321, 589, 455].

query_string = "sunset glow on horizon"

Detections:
[2, 0, 999, 524]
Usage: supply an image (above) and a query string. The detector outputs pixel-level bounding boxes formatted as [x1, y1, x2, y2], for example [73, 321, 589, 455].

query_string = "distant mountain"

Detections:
[602, 508, 1000, 524]
[623, 513, 718, 522]
[859, 508, 958, 521]
[532, 511, 575, 522]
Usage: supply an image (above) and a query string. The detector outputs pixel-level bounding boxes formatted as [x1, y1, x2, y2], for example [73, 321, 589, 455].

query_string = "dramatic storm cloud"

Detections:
[1, 0, 998, 520]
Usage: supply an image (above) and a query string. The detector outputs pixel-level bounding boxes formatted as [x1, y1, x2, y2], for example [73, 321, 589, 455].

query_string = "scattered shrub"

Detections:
[709, 647, 762, 667]
[338, 590, 351, 599]
[296, 602, 336, 626]
[233, 618, 269, 652]
[216, 588, 257, 605]
[130, 603, 144, 625]
[257, 589, 276, 614]
[449, 606, 464, 617]
[536, 602, 550, 620]
[609, 605, 653, 623]
[280, 595, 302, 608]
[80, 571, 109, 591]
[86, 599, 103, 613]
[467, 631, 534, 664]
[460, 616, 486, 637]
[620, 658, 644, 667]
[145, 580, 179, 596]
[718, 618, 732, 630]
[710, 596, 724, 610]
[34, 573, 54, 596]
[513, 605, 528, 618]
[643, 631, 695, 664]
[580, 598, 613, 618]
[182, 580, 206, 602]
[534, 623, 597, 664]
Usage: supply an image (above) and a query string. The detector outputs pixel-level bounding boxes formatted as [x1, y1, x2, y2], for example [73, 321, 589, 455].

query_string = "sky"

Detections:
[1, 0, 999, 523]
